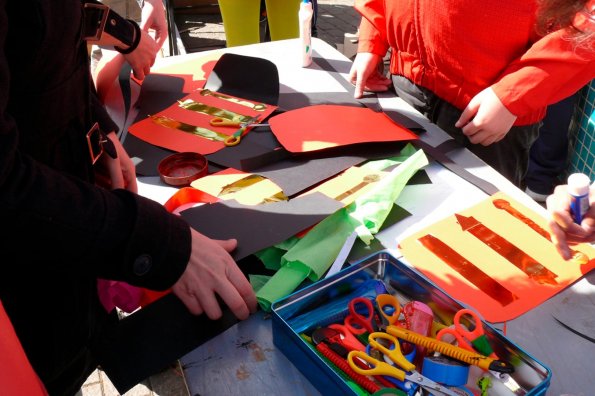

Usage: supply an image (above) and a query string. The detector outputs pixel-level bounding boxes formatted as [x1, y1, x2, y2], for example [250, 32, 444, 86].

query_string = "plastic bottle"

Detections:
[298, 0, 313, 67]
[567, 172, 591, 224]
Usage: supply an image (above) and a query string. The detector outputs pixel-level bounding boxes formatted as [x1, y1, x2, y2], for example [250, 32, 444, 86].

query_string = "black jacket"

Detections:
[0, 1, 190, 393]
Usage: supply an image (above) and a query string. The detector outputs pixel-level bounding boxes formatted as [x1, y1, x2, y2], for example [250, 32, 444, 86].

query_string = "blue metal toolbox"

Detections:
[271, 251, 551, 395]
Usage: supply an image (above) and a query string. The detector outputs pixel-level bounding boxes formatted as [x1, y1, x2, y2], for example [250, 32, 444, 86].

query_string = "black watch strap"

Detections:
[83, 2, 136, 49]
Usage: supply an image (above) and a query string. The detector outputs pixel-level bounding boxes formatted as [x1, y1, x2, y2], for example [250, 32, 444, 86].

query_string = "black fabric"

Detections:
[94, 293, 240, 394]
[204, 53, 280, 106]
[391, 74, 538, 189]
[1, 1, 192, 394]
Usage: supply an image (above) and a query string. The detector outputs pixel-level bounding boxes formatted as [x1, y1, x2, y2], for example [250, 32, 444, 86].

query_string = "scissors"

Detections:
[209, 116, 269, 146]
[375, 293, 402, 328]
[345, 293, 403, 336]
[209, 116, 269, 128]
[348, 332, 459, 396]
[436, 308, 496, 358]
[327, 323, 366, 352]
[344, 297, 380, 335]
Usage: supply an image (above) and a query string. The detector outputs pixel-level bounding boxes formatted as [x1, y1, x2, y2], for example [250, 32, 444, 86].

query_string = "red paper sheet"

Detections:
[268, 104, 419, 153]
[128, 89, 277, 155]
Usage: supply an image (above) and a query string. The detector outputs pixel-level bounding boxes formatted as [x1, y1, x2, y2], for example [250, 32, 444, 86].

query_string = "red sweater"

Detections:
[355, 0, 595, 125]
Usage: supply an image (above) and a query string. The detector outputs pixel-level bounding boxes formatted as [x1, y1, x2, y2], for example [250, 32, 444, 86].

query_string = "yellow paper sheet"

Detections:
[190, 169, 283, 205]
[399, 191, 595, 323]
[300, 166, 387, 206]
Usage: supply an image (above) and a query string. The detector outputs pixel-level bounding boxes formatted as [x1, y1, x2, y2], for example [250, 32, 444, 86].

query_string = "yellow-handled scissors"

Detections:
[348, 332, 459, 396]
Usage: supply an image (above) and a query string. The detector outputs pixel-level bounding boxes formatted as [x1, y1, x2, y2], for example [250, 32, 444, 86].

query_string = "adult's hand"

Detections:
[172, 230, 258, 320]
[349, 52, 392, 99]
[95, 132, 138, 193]
[455, 87, 517, 145]
[122, 29, 160, 80]
[546, 184, 595, 260]
[140, 0, 169, 50]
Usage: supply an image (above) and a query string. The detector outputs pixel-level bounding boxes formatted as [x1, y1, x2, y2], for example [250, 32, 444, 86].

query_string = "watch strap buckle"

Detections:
[83, 3, 109, 41]
[86, 123, 117, 165]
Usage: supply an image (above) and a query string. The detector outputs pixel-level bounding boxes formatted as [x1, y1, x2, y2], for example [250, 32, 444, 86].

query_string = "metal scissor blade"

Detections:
[489, 371, 526, 395]
[404, 371, 459, 396]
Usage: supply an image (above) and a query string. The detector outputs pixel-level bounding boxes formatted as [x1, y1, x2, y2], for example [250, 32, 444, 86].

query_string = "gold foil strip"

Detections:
[334, 174, 380, 202]
[150, 115, 226, 142]
[262, 191, 289, 203]
[492, 198, 589, 265]
[418, 234, 518, 306]
[200, 89, 267, 111]
[456, 213, 558, 285]
[218, 175, 265, 196]
[492, 199, 550, 239]
[177, 99, 254, 123]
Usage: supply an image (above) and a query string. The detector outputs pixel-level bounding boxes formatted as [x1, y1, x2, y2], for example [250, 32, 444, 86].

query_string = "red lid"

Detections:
[158, 152, 208, 187]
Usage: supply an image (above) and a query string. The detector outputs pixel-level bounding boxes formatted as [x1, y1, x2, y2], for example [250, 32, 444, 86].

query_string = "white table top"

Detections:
[131, 38, 595, 396]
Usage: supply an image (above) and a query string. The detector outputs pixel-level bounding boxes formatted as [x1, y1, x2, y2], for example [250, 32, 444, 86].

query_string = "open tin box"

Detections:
[271, 251, 551, 395]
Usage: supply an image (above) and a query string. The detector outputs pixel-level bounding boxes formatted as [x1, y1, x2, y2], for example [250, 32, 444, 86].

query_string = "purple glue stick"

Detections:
[567, 173, 591, 224]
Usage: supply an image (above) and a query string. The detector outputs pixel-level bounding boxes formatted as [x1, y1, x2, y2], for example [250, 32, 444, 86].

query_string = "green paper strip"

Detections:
[282, 207, 358, 280]
[254, 246, 286, 271]
[249, 274, 272, 294]
[256, 145, 429, 311]
[256, 265, 309, 312]
[348, 146, 429, 243]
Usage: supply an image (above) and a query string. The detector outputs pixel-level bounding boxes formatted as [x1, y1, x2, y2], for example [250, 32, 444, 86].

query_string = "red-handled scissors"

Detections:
[437, 308, 497, 358]
[344, 297, 378, 335]
[328, 323, 366, 352]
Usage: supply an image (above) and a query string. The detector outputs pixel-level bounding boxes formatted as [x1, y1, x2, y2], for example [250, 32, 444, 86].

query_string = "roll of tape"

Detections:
[422, 355, 470, 387]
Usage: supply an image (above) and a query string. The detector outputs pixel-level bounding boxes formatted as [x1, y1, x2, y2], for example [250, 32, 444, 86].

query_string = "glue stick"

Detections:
[299, 0, 313, 67]
[567, 172, 591, 224]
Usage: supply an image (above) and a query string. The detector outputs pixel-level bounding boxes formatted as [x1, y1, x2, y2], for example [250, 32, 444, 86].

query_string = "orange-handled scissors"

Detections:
[375, 293, 401, 328]
[209, 116, 268, 128]
[210, 116, 268, 146]
[438, 308, 496, 358]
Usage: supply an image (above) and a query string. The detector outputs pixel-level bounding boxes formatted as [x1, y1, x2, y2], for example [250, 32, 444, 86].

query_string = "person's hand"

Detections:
[94, 132, 138, 193]
[122, 28, 160, 80]
[140, 0, 168, 50]
[455, 87, 517, 145]
[546, 184, 595, 260]
[349, 52, 392, 99]
[172, 230, 258, 320]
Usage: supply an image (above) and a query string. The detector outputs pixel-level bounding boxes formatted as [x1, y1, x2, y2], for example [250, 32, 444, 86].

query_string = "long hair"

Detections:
[537, 0, 594, 50]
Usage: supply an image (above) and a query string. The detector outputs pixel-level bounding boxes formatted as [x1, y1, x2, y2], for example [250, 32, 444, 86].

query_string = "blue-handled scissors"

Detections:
[348, 332, 459, 396]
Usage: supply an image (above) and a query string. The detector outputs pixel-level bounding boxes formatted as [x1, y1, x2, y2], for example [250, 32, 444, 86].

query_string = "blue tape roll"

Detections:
[422, 355, 470, 387]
